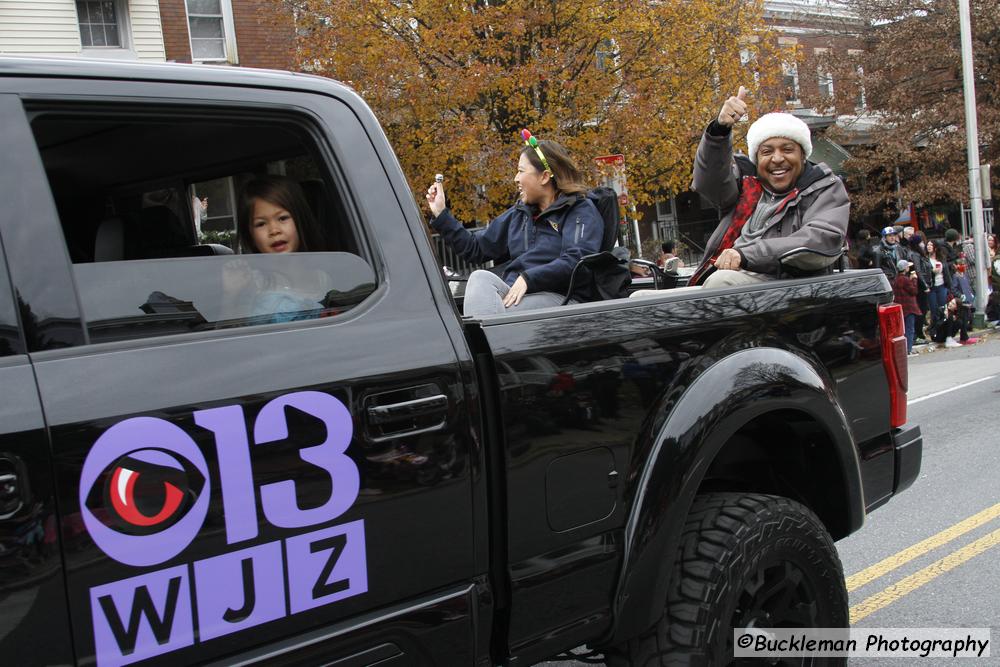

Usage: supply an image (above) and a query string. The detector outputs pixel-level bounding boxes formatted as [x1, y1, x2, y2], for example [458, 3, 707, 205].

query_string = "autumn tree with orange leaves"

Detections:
[808, 0, 999, 219]
[271, 0, 780, 222]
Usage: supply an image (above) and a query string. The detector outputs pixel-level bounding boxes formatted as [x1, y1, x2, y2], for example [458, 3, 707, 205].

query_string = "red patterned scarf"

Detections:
[689, 176, 797, 286]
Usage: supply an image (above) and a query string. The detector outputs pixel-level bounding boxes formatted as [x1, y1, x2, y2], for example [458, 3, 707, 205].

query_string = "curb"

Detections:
[911, 326, 995, 355]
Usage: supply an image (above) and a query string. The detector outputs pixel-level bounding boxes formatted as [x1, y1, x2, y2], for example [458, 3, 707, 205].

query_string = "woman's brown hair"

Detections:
[521, 139, 589, 197]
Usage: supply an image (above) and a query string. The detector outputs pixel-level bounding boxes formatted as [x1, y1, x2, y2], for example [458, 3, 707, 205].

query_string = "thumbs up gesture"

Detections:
[718, 86, 748, 128]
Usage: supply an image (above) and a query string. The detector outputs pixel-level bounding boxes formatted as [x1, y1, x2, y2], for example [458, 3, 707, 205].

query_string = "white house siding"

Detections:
[0, 0, 82, 55]
[129, 0, 166, 61]
[0, 0, 165, 61]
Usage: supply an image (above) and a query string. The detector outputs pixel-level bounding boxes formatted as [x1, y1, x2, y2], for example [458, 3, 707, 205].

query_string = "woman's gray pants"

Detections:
[462, 270, 574, 316]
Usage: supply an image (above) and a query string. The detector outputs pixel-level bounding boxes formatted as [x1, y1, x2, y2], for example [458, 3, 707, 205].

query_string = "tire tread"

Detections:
[606, 492, 847, 666]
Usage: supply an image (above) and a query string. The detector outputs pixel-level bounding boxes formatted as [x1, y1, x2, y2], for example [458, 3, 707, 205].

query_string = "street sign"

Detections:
[594, 154, 627, 197]
[594, 154, 625, 167]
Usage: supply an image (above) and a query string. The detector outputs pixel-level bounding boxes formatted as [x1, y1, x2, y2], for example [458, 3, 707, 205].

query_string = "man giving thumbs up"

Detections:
[688, 86, 850, 288]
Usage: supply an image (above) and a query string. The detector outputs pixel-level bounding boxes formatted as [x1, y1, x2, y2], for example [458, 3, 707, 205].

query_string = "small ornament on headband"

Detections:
[520, 128, 552, 175]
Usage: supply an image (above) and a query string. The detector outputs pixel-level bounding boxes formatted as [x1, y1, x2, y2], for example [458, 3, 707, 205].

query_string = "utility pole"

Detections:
[957, 0, 989, 326]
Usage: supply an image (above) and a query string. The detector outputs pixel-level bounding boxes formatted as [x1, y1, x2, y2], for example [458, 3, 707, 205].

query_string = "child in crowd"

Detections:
[891, 259, 921, 355]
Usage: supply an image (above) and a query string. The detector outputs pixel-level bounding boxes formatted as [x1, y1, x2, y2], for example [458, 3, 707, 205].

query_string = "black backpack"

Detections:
[562, 188, 631, 303]
[586, 186, 623, 251]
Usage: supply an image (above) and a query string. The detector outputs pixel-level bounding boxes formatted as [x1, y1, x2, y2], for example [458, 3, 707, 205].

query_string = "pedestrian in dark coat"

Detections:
[892, 259, 921, 353]
[943, 228, 963, 273]
[854, 229, 877, 269]
[908, 235, 932, 340]
[876, 226, 903, 280]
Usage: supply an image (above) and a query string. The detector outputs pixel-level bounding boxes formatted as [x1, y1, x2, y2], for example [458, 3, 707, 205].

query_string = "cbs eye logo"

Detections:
[80, 417, 211, 567]
[80, 391, 359, 569]
[85, 447, 206, 536]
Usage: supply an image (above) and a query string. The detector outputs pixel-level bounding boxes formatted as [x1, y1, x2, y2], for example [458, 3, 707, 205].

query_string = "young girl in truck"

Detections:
[227, 175, 333, 322]
[237, 175, 325, 254]
[424, 130, 604, 316]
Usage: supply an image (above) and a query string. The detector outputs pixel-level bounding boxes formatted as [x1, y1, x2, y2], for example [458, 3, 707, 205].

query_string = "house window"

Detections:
[655, 199, 675, 221]
[596, 39, 617, 72]
[849, 51, 867, 110]
[77, 0, 124, 48]
[739, 47, 761, 85]
[854, 66, 866, 109]
[782, 62, 800, 103]
[817, 70, 834, 98]
[655, 199, 678, 241]
[190, 176, 237, 242]
[185, 0, 238, 64]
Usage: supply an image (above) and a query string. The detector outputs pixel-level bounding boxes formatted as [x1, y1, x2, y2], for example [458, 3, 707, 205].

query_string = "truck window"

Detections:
[0, 249, 22, 357]
[27, 109, 376, 343]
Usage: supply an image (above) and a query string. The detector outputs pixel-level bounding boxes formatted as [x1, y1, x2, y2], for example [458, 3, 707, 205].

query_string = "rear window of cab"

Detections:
[28, 108, 377, 343]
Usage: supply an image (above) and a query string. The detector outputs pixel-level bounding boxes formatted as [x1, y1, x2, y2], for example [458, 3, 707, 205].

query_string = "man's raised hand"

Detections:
[717, 86, 748, 128]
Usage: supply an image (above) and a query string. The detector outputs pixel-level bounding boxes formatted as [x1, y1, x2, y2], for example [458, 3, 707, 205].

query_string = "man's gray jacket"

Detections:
[692, 121, 850, 276]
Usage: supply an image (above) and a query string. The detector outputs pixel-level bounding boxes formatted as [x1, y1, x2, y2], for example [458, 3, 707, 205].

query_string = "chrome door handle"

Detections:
[366, 395, 448, 424]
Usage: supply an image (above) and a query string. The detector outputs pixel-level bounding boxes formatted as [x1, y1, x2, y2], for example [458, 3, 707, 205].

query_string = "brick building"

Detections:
[0, 1, 294, 70]
[157, 0, 294, 70]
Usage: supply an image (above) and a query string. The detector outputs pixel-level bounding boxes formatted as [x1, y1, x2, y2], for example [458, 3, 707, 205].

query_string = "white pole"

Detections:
[632, 215, 642, 256]
[957, 0, 989, 323]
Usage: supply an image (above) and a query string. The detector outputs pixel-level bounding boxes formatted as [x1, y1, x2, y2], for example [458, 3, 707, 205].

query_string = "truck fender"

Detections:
[607, 347, 864, 644]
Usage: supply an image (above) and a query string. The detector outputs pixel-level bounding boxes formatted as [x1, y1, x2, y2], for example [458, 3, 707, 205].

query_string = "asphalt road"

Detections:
[537, 334, 1000, 666]
[834, 335, 1000, 664]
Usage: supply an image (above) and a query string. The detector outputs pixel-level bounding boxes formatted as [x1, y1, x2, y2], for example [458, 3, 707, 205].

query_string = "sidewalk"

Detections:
[910, 322, 996, 355]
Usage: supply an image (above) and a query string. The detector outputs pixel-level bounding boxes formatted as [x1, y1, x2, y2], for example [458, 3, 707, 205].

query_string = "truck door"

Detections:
[478, 311, 664, 662]
[0, 100, 74, 664]
[0, 80, 481, 666]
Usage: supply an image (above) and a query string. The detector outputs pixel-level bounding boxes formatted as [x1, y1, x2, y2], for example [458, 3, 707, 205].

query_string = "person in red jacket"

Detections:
[892, 259, 921, 354]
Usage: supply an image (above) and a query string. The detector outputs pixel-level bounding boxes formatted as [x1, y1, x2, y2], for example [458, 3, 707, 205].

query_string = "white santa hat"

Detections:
[746, 113, 813, 164]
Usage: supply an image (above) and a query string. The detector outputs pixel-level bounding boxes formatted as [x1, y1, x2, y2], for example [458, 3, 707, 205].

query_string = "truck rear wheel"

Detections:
[610, 492, 848, 666]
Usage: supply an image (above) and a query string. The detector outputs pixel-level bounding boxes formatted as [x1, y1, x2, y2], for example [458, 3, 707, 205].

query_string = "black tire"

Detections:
[609, 492, 848, 666]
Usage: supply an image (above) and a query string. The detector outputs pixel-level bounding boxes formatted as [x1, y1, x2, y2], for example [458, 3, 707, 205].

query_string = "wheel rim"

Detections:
[732, 559, 823, 667]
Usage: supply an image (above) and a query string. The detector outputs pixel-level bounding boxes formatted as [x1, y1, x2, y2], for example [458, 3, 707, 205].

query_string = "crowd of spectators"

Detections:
[853, 225, 1000, 354]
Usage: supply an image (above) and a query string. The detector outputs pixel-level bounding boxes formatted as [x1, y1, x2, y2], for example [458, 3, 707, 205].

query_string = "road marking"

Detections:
[849, 526, 1000, 623]
[908, 375, 996, 405]
[845, 502, 1000, 592]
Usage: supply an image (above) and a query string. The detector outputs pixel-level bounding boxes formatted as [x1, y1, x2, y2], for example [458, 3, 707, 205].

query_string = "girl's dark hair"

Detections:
[237, 175, 323, 253]
[908, 234, 926, 257]
[932, 242, 948, 263]
[521, 139, 589, 197]
[661, 240, 676, 253]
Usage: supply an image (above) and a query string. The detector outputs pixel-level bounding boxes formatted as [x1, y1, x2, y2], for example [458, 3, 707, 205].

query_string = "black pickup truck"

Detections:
[0, 58, 921, 667]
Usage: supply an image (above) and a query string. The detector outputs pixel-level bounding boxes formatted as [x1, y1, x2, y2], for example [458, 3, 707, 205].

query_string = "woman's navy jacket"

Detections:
[431, 193, 604, 296]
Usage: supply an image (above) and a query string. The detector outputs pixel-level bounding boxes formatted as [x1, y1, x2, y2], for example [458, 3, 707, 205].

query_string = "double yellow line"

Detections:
[848, 502, 1000, 623]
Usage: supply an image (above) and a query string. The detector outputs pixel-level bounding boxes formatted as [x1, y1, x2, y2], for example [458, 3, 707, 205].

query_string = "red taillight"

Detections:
[878, 303, 908, 427]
